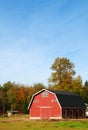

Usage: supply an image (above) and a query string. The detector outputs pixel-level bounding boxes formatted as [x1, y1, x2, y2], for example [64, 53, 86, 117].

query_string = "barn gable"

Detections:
[28, 89, 61, 110]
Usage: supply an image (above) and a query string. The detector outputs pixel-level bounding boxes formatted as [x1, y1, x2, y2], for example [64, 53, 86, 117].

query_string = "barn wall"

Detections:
[30, 90, 62, 119]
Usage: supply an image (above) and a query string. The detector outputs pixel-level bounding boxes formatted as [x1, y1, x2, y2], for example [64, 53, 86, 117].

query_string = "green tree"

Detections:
[3, 81, 14, 92]
[0, 86, 3, 112]
[0, 86, 7, 115]
[48, 57, 75, 91]
[2, 81, 16, 111]
[33, 83, 45, 93]
[83, 80, 88, 103]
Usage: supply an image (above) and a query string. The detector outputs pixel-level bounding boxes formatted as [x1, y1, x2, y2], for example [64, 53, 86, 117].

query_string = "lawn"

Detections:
[0, 115, 88, 130]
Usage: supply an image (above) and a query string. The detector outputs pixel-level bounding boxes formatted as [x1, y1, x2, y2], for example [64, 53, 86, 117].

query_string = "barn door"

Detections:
[40, 108, 50, 119]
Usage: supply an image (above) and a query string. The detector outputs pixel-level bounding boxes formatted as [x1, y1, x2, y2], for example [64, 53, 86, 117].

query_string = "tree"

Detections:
[0, 86, 3, 113]
[33, 83, 45, 93]
[71, 75, 83, 95]
[48, 57, 75, 91]
[83, 80, 88, 103]
[2, 81, 16, 111]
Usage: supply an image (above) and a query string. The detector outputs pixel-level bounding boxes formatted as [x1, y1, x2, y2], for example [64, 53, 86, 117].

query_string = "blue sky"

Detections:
[0, 0, 88, 86]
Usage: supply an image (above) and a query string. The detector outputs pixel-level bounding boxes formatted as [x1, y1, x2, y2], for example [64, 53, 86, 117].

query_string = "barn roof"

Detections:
[50, 90, 85, 109]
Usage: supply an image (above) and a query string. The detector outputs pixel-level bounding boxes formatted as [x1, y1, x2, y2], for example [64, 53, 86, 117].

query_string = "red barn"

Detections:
[28, 89, 85, 119]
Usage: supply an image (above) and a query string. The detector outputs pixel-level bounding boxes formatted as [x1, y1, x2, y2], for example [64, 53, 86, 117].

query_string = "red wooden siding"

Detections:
[30, 90, 62, 119]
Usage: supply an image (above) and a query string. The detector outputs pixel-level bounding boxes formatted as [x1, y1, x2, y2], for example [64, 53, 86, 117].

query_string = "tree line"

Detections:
[0, 57, 88, 115]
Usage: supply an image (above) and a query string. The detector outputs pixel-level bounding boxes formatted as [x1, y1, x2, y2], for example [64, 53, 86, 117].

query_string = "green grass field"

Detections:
[0, 115, 88, 130]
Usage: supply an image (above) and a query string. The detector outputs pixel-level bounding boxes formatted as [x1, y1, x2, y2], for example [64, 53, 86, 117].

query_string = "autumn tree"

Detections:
[48, 57, 75, 91]
[71, 75, 83, 95]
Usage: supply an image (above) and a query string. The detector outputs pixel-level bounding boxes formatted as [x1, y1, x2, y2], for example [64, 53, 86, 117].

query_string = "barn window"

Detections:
[51, 99, 57, 102]
[42, 91, 48, 97]
[33, 99, 39, 103]
[51, 99, 54, 102]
